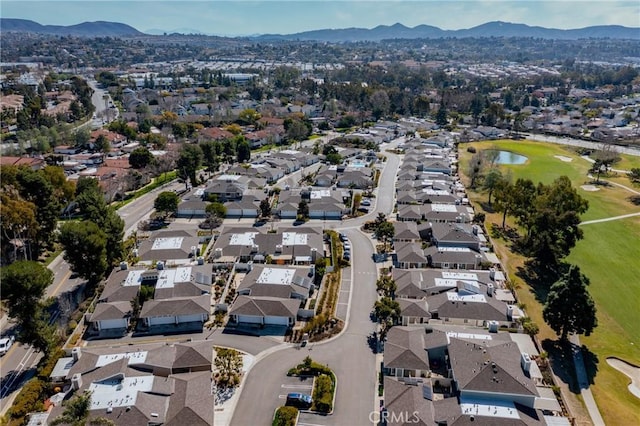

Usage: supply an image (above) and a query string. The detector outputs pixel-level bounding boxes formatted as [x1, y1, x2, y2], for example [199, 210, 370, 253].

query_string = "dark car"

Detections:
[286, 393, 313, 409]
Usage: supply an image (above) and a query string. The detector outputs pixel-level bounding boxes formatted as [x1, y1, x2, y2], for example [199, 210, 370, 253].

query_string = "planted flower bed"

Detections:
[288, 356, 336, 414]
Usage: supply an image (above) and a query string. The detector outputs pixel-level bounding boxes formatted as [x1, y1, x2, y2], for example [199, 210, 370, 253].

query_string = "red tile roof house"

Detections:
[198, 127, 234, 141]
[91, 129, 128, 147]
[0, 156, 45, 170]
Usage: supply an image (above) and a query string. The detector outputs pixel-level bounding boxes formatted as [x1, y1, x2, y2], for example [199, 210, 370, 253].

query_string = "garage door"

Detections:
[149, 316, 176, 326]
[242, 209, 258, 217]
[178, 314, 204, 323]
[264, 316, 289, 326]
[99, 319, 127, 330]
[237, 315, 263, 324]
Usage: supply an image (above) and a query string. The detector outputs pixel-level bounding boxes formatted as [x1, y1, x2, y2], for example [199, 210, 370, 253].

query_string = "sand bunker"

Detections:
[607, 357, 640, 399]
[581, 185, 600, 192]
[554, 155, 573, 162]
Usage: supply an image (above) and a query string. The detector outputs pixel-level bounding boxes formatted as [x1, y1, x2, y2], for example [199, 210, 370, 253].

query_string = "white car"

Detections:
[0, 335, 15, 356]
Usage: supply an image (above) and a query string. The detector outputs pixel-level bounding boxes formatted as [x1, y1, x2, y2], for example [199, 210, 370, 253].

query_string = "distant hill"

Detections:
[0, 18, 143, 37]
[2, 18, 638, 41]
[256, 21, 640, 42]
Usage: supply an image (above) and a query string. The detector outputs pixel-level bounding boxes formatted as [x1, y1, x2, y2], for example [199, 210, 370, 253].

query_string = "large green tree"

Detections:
[543, 266, 597, 340]
[128, 146, 155, 169]
[15, 167, 61, 254]
[374, 297, 401, 338]
[0, 261, 55, 353]
[236, 139, 251, 163]
[0, 190, 37, 261]
[297, 200, 309, 220]
[482, 168, 503, 206]
[74, 178, 124, 267]
[59, 221, 108, 286]
[374, 221, 395, 253]
[50, 391, 114, 426]
[527, 176, 588, 271]
[177, 144, 203, 187]
[154, 191, 180, 219]
[259, 198, 271, 218]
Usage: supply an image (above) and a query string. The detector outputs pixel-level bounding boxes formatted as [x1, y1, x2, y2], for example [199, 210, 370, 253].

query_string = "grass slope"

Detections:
[460, 140, 640, 425]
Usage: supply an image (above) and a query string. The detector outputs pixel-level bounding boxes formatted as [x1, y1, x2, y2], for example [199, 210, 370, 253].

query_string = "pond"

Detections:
[493, 150, 528, 165]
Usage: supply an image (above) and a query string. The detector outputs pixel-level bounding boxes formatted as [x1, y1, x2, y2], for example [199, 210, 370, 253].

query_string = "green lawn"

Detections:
[462, 140, 640, 425]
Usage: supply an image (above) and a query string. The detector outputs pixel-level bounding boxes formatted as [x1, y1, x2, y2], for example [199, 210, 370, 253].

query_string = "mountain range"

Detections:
[257, 21, 640, 41]
[0, 19, 143, 37]
[1, 18, 638, 41]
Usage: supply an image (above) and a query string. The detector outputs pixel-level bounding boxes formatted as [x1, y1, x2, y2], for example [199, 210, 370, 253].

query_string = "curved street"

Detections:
[229, 142, 402, 426]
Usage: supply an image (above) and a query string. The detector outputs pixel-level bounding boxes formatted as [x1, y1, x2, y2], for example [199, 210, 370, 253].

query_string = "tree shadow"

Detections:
[580, 344, 600, 386]
[541, 339, 600, 394]
[542, 339, 580, 393]
[478, 201, 495, 213]
[515, 261, 555, 304]
[489, 223, 521, 246]
[628, 195, 640, 206]
[367, 331, 379, 354]
[515, 260, 568, 304]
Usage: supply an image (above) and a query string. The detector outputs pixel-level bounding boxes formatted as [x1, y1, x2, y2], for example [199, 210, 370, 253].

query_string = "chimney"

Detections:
[157, 261, 165, 270]
[521, 353, 532, 374]
[214, 248, 222, 259]
[72, 347, 82, 362]
[487, 283, 494, 296]
[71, 373, 83, 391]
[120, 261, 128, 270]
[310, 248, 317, 262]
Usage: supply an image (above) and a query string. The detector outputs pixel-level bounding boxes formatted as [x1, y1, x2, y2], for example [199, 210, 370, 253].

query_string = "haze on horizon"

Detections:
[2, 0, 638, 37]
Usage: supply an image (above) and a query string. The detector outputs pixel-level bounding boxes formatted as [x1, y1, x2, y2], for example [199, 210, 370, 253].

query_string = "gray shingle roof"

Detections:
[229, 295, 300, 318]
[140, 295, 210, 318]
[448, 338, 538, 396]
[91, 301, 132, 321]
[384, 327, 430, 371]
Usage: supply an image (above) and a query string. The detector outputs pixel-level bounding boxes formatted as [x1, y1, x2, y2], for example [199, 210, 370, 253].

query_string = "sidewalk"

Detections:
[569, 334, 605, 426]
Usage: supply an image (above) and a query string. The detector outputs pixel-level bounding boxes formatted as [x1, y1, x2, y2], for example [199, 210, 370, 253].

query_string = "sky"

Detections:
[1, 1, 639, 36]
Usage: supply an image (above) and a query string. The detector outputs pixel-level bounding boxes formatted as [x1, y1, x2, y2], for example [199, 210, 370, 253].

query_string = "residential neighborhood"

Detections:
[1, 13, 639, 426]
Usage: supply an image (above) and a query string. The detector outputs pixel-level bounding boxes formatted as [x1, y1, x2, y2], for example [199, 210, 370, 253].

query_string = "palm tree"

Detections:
[51, 392, 114, 426]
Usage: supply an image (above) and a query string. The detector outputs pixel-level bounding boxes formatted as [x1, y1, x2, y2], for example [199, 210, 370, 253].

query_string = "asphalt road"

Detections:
[230, 230, 380, 426]
[230, 138, 403, 426]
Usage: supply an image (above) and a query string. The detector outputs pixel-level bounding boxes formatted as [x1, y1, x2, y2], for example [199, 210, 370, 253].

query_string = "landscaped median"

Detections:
[287, 356, 337, 415]
[272, 406, 299, 426]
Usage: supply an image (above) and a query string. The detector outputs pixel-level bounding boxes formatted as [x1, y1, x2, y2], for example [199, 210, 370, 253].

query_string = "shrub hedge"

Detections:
[272, 406, 298, 426]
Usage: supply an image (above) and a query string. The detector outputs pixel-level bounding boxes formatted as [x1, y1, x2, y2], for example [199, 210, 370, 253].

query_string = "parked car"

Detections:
[361, 199, 371, 206]
[286, 393, 313, 409]
[339, 233, 347, 242]
[0, 335, 15, 356]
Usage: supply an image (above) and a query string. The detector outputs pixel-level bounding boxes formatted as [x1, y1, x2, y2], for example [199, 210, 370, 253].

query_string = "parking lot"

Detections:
[278, 375, 314, 404]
